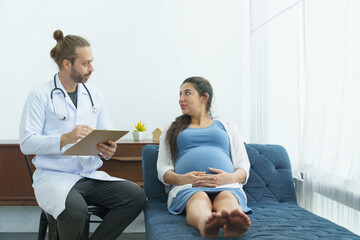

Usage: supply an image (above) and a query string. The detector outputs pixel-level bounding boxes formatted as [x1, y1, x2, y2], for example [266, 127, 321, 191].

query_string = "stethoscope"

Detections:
[50, 74, 98, 121]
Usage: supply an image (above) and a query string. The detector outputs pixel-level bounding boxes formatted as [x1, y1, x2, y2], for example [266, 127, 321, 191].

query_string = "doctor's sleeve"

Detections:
[19, 89, 62, 155]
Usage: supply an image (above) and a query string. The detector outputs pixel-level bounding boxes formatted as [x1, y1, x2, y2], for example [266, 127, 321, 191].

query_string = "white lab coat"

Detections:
[19, 74, 123, 219]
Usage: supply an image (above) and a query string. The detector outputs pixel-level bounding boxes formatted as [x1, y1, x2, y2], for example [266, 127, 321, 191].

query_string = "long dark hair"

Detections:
[166, 76, 213, 161]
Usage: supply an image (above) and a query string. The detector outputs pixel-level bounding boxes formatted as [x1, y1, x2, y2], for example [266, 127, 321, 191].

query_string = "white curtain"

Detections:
[250, 0, 301, 171]
[250, 0, 360, 235]
[298, 0, 360, 234]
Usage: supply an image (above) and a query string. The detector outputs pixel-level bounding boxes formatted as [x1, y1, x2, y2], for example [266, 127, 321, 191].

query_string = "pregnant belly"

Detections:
[175, 147, 234, 174]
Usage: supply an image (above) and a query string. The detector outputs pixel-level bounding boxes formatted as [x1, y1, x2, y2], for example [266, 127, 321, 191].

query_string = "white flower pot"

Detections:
[132, 131, 145, 140]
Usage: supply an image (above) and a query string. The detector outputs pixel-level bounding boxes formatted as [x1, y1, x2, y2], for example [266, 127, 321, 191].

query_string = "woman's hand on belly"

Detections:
[194, 167, 237, 187]
[164, 170, 207, 186]
[185, 171, 210, 187]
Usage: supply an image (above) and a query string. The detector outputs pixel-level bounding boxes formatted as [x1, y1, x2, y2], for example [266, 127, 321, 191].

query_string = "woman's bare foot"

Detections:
[224, 209, 251, 237]
[199, 210, 229, 238]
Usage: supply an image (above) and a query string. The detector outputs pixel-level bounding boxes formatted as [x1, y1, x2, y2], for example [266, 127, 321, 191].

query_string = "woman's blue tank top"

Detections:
[174, 120, 234, 174]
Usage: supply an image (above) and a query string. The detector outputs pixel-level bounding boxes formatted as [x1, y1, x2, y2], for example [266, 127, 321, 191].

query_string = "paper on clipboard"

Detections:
[62, 130, 129, 156]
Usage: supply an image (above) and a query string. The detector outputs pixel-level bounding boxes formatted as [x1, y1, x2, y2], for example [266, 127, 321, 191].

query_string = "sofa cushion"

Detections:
[244, 144, 297, 204]
[144, 201, 359, 240]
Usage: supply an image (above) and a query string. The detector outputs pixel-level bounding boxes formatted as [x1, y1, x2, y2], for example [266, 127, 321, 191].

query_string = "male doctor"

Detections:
[19, 30, 146, 240]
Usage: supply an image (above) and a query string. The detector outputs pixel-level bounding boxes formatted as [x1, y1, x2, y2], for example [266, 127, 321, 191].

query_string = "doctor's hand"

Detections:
[60, 125, 94, 148]
[97, 140, 117, 159]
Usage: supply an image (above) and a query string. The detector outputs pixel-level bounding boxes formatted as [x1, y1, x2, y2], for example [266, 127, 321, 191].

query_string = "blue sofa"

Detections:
[142, 144, 359, 239]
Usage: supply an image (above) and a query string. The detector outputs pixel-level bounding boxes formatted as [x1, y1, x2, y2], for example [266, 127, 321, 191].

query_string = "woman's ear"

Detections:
[201, 93, 209, 103]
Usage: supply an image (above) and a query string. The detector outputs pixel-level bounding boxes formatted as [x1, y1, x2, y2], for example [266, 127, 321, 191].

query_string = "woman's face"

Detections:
[179, 82, 206, 116]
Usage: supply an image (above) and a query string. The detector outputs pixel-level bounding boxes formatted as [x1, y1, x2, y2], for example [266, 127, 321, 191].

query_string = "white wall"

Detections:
[1, 0, 250, 233]
[0, 0, 250, 141]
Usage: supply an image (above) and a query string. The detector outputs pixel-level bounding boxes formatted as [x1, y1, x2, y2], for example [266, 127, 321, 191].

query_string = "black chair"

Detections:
[24, 155, 107, 240]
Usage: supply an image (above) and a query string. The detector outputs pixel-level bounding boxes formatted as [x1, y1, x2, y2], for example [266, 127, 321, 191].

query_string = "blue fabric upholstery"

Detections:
[243, 144, 297, 204]
[142, 144, 359, 239]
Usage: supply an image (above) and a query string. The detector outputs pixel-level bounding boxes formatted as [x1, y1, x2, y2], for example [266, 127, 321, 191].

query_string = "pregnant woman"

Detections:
[157, 77, 252, 238]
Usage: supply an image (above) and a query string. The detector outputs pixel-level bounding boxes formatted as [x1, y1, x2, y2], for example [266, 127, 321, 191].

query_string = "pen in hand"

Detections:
[61, 124, 94, 147]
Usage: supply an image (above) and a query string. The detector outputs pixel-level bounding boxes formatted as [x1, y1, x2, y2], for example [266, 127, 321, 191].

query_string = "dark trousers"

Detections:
[57, 178, 146, 240]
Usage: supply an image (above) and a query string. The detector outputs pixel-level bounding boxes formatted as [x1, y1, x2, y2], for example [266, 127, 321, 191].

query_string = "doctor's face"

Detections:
[70, 46, 94, 84]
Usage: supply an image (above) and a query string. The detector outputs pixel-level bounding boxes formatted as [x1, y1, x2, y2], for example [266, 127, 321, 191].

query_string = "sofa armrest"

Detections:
[142, 145, 167, 202]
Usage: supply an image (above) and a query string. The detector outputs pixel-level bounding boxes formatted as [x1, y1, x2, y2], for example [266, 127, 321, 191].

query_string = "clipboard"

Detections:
[62, 130, 129, 156]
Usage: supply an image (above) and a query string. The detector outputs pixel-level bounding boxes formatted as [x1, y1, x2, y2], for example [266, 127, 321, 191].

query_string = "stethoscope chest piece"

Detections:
[91, 107, 98, 113]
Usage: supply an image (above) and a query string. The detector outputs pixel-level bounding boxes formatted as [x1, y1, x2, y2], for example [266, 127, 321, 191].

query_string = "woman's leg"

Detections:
[212, 190, 251, 237]
[185, 191, 227, 238]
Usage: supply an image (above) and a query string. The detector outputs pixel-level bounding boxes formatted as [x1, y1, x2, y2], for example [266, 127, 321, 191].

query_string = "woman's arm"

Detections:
[233, 168, 247, 184]
[225, 120, 250, 184]
[157, 126, 175, 185]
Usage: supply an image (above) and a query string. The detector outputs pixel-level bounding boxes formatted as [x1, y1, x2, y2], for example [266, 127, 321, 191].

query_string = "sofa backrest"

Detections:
[243, 144, 297, 204]
[142, 144, 297, 204]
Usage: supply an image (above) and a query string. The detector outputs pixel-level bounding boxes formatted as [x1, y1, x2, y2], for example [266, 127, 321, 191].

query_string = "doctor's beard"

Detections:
[70, 66, 91, 84]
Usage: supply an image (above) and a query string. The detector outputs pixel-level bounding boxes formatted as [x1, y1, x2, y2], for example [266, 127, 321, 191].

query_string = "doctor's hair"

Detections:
[50, 30, 90, 69]
[166, 76, 213, 161]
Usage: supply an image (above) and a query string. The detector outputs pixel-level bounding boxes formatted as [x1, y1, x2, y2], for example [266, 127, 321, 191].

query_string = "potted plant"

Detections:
[133, 121, 146, 140]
